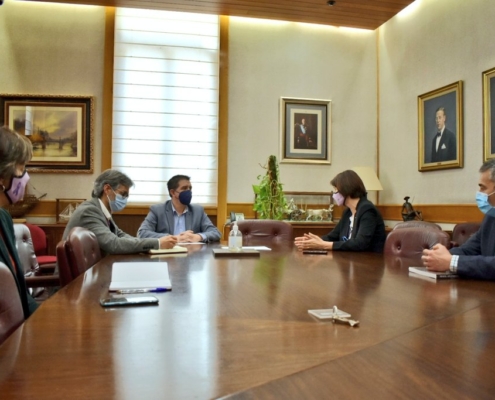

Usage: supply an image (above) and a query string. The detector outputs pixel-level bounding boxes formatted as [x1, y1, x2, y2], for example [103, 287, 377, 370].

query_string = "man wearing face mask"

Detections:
[137, 174, 221, 243]
[422, 159, 495, 279]
[63, 169, 177, 256]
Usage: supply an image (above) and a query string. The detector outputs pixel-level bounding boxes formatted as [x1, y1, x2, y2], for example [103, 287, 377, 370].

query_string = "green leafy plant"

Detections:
[252, 155, 287, 220]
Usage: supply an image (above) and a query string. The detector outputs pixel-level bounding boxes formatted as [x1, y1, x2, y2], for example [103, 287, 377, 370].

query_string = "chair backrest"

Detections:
[13, 224, 39, 276]
[393, 221, 442, 231]
[25, 223, 48, 256]
[56, 239, 72, 287]
[0, 262, 24, 345]
[452, 222, 481, 247]
[65, 227, 102, 283]
[384, 227, 451, 259]
[236, 220, 293, 245]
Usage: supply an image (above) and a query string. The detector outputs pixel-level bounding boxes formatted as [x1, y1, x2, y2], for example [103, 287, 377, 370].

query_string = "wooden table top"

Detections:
[1, 244, 494, 399]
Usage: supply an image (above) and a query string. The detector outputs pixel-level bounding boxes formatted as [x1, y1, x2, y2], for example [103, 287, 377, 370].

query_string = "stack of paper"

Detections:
[109, 262, 172, 291]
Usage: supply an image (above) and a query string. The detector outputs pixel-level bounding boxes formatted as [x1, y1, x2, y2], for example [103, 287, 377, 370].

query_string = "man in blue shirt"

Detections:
[138, 175, 221, 243]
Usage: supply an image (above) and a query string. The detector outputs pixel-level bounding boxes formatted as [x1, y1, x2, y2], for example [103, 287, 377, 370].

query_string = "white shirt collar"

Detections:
[98, 198, 112, 220]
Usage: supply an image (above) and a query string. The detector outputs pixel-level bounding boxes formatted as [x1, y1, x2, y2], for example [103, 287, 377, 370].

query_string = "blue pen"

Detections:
[116, 288, 170, 294]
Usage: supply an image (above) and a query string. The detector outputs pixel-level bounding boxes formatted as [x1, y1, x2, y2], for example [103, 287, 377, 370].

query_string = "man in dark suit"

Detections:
[421, 159, 495, 279]
[430, 107, 456, 162]
[295, 118, 308, 149]
[138, 174, 221, 243]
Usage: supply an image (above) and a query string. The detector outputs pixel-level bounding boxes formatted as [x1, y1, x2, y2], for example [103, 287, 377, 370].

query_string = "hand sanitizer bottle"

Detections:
[228, 221, 243, 252]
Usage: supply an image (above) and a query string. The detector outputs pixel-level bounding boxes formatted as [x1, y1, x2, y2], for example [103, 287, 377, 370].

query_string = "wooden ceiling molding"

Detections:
[25, 0, 416, 30]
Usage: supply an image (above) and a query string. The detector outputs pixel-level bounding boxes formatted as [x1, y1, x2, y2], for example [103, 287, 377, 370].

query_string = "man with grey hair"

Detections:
[63, 169, 176, 256]
[422, 159, 495, 279]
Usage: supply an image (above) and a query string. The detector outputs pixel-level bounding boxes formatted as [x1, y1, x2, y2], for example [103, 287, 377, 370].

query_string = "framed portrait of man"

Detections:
[279, 97, 331, 164]
[418, 81, 463, 171]
[483, 67, 495, 161]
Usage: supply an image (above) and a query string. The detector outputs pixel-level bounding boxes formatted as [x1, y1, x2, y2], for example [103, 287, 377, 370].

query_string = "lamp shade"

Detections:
[352, 167, 383, 191]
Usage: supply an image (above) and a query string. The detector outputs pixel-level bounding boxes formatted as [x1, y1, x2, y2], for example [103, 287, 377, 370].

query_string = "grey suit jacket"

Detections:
[63, 197, 159, 256]
[137, 200, 221, 242]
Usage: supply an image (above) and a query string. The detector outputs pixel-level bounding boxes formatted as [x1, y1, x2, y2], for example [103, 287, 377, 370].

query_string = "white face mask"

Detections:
[4, 171, 30, 204]
[332, 191, 345, 206]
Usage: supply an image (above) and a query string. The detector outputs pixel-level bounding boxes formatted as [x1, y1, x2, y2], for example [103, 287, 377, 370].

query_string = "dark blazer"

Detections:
[321, 196, 386, 253]
[431, 128, 456, 162]
[450, 213, 495, 279]
[0, 208, 38, 319]
[63, 197, 159, 256]
[137, 200, 221, 242]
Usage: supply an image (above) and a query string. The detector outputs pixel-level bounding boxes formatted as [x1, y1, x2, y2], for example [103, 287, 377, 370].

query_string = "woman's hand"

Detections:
[294, 233, 331, 251]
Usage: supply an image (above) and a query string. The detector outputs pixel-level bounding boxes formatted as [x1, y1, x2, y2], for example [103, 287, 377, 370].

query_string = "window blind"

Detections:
[113, 8, 219, 205]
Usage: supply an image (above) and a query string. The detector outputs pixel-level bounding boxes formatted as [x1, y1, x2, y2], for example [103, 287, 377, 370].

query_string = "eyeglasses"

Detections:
[113, 189, 129, 199]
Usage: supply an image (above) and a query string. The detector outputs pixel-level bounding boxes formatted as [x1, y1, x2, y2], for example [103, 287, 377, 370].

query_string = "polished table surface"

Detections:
[1, 244, 495, 399]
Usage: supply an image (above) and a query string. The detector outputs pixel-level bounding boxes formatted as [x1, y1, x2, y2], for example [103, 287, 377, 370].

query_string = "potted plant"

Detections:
[252, 155, 287, 220]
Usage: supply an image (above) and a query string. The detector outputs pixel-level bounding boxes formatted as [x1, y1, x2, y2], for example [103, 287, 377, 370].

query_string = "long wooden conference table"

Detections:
[1, 243, 495, 399]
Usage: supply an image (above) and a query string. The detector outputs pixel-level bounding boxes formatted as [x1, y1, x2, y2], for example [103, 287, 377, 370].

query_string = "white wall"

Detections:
[0, 0, 105, 201]
[227, 18, 377, 202]
[4, 0, 495, 209]
[378, 0, 495, 205]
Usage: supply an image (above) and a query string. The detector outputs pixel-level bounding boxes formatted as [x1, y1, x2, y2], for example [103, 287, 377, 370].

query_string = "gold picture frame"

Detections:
[0, 94, 94, 173]
[279, 97, 331, 164]
[483, 67, 495, 161]
[418, 81, 463, 171]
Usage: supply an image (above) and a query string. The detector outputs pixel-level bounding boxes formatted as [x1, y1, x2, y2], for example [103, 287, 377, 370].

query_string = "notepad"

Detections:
[220, 246, 271, 251]
[109, 262, 172, 291]
[148, 245, 188, 254]
[408, 266, 458, 280]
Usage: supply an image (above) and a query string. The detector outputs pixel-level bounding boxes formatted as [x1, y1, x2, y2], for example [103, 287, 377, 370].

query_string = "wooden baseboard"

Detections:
[24, 201, 484, 225]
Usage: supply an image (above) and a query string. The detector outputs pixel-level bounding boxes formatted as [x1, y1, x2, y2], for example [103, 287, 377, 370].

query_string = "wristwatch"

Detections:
[449, 255, 459, 274]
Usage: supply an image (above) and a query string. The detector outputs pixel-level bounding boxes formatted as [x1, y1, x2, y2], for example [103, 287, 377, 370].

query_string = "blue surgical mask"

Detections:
[107, 189, 128, 212]
[475, 190, 495, 215]
[178, 190, 192, 206]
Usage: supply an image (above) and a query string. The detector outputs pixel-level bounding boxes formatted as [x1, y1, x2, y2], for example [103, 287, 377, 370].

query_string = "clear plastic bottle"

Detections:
[228, 221, 243, 252]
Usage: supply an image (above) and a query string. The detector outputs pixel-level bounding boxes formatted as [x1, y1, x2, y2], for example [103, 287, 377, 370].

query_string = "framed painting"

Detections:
[418, 81, 463, 171]
[483, 67, 495, 161]
[279, 97, 331, 164]
[0, 94, 94, 173]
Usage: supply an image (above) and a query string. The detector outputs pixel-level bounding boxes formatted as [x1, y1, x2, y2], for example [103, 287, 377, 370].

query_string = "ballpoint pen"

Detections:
[116, 288, 170, 294]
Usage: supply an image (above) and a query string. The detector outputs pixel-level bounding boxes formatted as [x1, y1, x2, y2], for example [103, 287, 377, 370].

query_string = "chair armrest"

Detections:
[25, 275, 60, 288]
[38, 263, 56, 274]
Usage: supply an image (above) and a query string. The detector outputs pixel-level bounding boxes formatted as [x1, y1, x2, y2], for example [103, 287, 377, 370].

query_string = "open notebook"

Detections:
[149, 245, 188, 254]
[109, 262, 171, 291]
